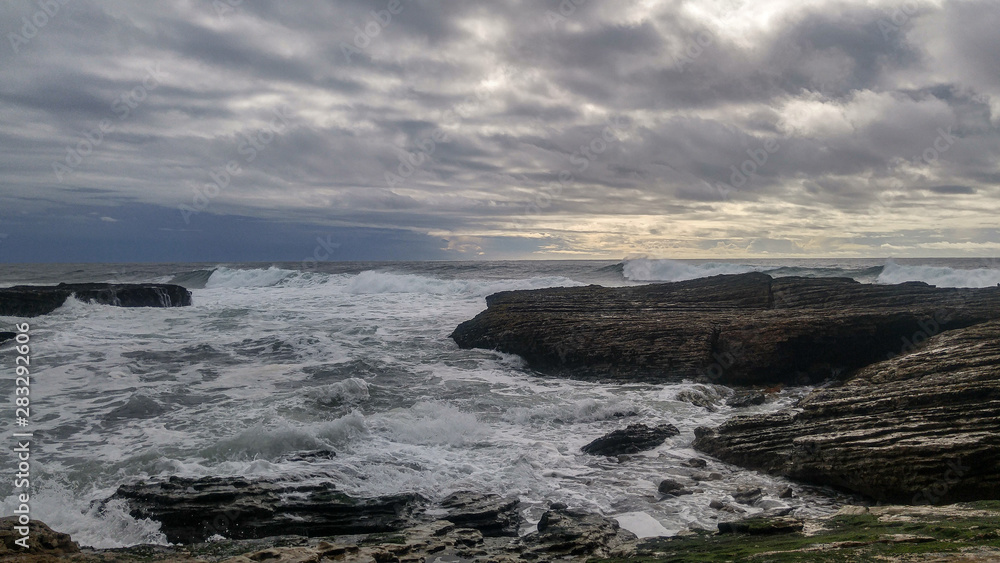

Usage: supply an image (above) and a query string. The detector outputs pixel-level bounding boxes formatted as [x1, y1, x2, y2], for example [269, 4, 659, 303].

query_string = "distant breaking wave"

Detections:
[622, 258, 1000, 288]
[876, 260, 1000, 288]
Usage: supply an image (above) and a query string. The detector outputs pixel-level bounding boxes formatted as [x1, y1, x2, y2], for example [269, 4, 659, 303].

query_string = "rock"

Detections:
[438, 492, 521, 537]
[520, 507, 637, 558]
[718, 516, 804, 535]
[110, 476, 426, 543]
[779, 486, 794, 499]
[581, 423, 680, 456]
[0, 283, 192, 317]
[732, 486, 764, 505]
[0, 332, 14, 344]
[657, 479, 686, 495]
[0, 517, 79, 556]
[694, 320, 1000, 504]
[279, 449, 337, 462]
[726, 390, 766, 408]
[451, 273, 1000, 385]
[684, 457, 708, 468]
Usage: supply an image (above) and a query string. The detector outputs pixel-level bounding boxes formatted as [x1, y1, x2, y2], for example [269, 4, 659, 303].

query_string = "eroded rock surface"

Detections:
[0, 283, 192, 317]
[581, 423, 680, 456]
[693, 320, 1000, 504]
[451, 273, 1000, 385]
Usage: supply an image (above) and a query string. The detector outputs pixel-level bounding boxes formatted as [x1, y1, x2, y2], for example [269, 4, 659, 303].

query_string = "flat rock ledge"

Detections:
[110, 476, 520, 544]
[451, 272, 1000, 385]
[693, 320, 1000, 504]
[0, 283, 192, 317]
[9, 503, 1000, 562]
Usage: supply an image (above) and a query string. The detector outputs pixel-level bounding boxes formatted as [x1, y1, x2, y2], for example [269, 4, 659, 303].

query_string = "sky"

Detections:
[1, 0, 998, 262]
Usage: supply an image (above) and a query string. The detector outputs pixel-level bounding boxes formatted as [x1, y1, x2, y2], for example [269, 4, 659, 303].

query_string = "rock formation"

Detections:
[0, 283, 192, 317]
[580, 423, 680, 456]
[451, 273, 1000, 385]
[693, 320, 1000, 504]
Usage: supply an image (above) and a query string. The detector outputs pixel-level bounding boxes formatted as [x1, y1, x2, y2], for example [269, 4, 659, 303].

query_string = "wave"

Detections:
[166, 269, 216, 289]
[342, 271, 585, 297]
[622, 259, 764, 282]
[204, 266, 303, 289]
[876, 260, 1000, 288]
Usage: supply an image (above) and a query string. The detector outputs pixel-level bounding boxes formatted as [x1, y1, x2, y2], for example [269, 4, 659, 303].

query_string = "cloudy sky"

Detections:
[1, 0, 998, 262]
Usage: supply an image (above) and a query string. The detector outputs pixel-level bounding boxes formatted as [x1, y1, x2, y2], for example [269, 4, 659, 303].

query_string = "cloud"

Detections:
[1, 0, 999, 260]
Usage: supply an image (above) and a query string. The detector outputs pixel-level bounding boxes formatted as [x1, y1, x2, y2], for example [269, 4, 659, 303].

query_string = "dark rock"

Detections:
[726, 390, 766, 408]
[451, 273, 1000, 385]
[520, 507, 637, 558]
[683, 457, 708, 468]
[0, 332, 14, 344]
[658, 479, 686, 495]
[694, 320, 1000, 504]
[732, 486, 764, 505]
[280, 449, 337, 462]
[581, 423, 680, 456]
[111, 476, 426, 544]
[718, 516, 803, 535]
[438, 492, 521, 537]
[779, 487, 794, 499]
[0, 283, 192, 317]
[708, 499, 726, 510]
[0, 517, 79, 556]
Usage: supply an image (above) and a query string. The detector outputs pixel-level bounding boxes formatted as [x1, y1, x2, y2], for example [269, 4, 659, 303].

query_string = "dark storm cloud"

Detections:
[0, 0, 998, 261]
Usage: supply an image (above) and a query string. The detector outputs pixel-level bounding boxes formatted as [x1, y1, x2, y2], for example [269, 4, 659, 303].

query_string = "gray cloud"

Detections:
[1, 0, 998, 260]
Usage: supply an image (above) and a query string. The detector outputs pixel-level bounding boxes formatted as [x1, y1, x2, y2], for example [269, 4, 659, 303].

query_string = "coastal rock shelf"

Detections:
[111, 476, 521, 544]
[0, 283, 192, 317]
[451, 273, 1000, 385]
[693, 320, 1000, 504]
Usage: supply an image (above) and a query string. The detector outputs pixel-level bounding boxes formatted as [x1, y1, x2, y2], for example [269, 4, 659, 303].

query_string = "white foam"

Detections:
[204, 266, 301, 288]
[623, 259, 762, 282]
[877, 259, 1000, 288]
[614, 511, 673, 538]
[343, 270, 584, 297]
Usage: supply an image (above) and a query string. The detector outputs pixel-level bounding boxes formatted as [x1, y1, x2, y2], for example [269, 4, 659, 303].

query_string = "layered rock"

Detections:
[0, 283, 192, 317]
[693, 320, 1000, 504]
[111, 476, 521, 544]
[451, 273, 1000, 385]
[111, 476, 426, 544]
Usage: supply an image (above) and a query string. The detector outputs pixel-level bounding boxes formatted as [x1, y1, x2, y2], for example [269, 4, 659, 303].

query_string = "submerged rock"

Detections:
[0, 283, 192, 317]
[694, 320, 1000, 504]
[451, 273, 1000, 385]
[581, 423, 680, 456]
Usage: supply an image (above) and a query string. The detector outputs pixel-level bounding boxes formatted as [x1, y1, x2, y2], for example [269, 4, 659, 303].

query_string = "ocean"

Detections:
[2, 257, 999, 547]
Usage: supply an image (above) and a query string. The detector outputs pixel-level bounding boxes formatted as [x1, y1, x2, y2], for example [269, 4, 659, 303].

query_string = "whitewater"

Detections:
[0, 258, 997, 547]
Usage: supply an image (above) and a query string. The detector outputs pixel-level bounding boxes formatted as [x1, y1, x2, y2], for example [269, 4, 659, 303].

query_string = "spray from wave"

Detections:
[876, 260, 1000, 288]
[622, 259, 764, 282]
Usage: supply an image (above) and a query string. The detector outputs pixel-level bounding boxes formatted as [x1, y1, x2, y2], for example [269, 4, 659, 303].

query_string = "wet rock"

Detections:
[694, 321, 1000, 504]
[779, 486, 794, 499]
[732, 486, 764, 505]
[279, 449, 337, 462]
[0, 517, 79, 556]
[718, 516, 804, 535]
[520, 507, 637, 559]
[0, 283, 192, 317]
[438, 492, 521, 537]
[451, 273, 1000, 385]
[581, 423, 680, 456]
[726, 390, 766, 408]
[657, 479, 687, 495]
[0, 332, 14, 344]
[683, 457, 708, 468]
[111, 476, 426, 544]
